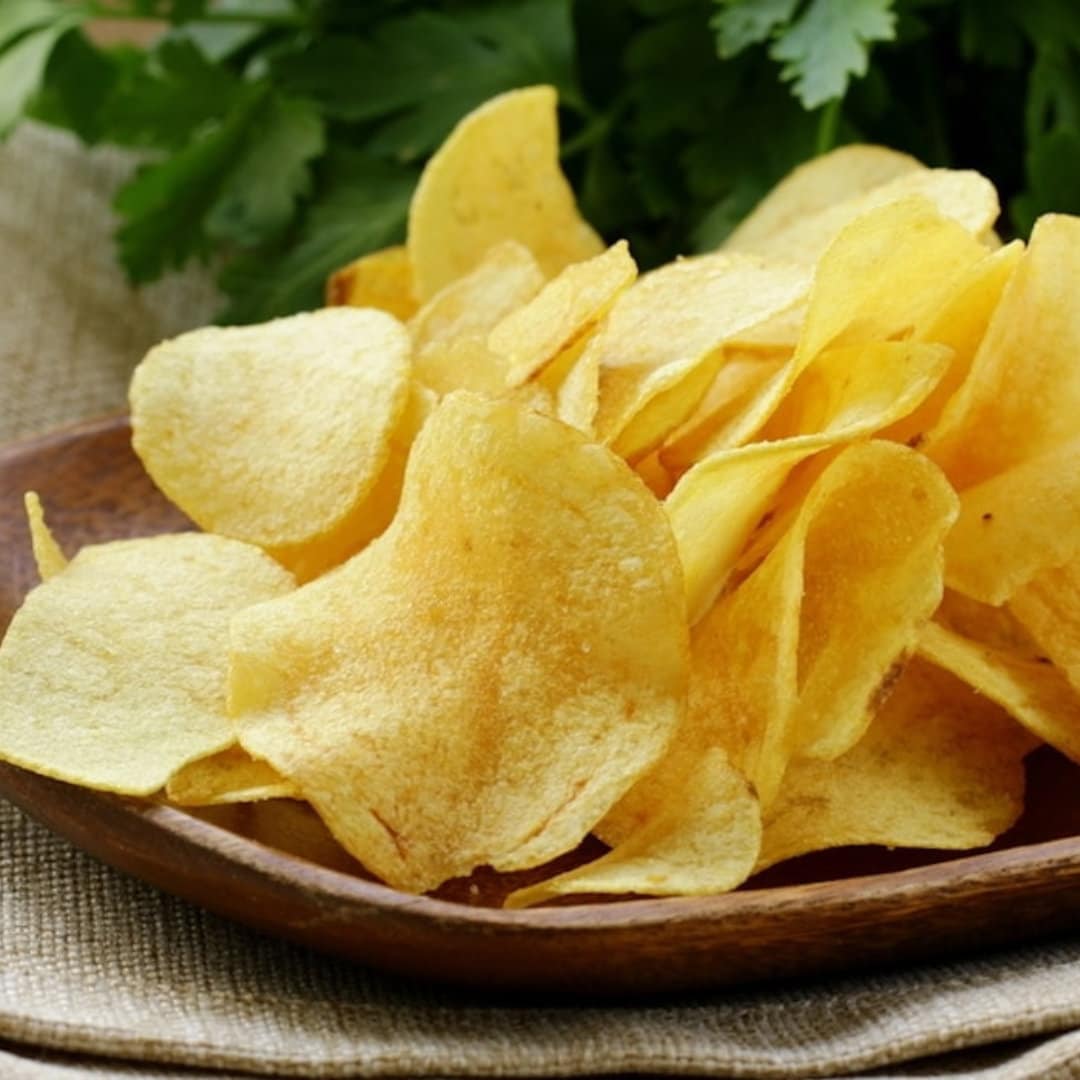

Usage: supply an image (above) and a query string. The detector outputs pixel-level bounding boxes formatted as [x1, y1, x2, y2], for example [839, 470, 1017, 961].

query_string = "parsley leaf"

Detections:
[712, 0, 799, 57]
[205, 93, 325, 246]
[98, 37, 246, 150]
[114, 83, 268, 281]
[218, 151, 415, 323]
[771, 0, 897, 108]
[0, 13, 80, 137]
[272, 0, 578, 162]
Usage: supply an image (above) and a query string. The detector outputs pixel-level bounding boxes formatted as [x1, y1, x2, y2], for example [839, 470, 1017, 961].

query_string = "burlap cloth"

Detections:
[3, 122, 1080, 1080]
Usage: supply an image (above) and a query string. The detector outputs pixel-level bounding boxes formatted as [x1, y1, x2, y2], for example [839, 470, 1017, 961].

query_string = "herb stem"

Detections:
[815, 97, 841, 156]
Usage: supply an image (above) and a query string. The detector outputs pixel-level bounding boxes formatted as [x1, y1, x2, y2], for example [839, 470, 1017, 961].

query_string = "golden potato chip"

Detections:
[727, 168, 999, 266]
[670, 341, 951, 623]
[230, 392, 688, 893]
[277, 381, 436, 584]
[658, 353, 786, 474]
[634, 450, 675, 500]
[701, 198, 985, 454]
[919, 593, 1079, 761]
[1011, 562, 1080, 695]
[410, 240, 545, 396]
[0, 534, 293, 795]
[130, 309, 412, 566]
[883, 241, 1023, 448]
[544, 343, 600, 435]
[166, 744, 298, 806]
[725, 303, 806, 353]
[943, 437, 1080, 605]
[407, 86, 603, 301]
[506, 749, 760, 907]
[325, 245, 417, 322]
[926, 215, 1080, 489]
[586, 254, 810, 455]
[488, 242, 637, 388]
[587, 253, 808, 377]
[23, 492, 66, 581]
[723, 144, 924, 253]
[757, 659, 1029, 871]
[612, 442, 955, 829]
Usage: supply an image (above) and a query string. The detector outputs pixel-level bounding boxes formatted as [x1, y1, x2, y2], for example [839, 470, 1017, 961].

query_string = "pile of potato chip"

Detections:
[3, 85, 1080, 906]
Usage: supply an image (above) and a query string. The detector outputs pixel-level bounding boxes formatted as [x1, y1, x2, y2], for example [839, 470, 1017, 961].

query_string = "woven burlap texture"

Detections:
[2, 121, 1080, 1080]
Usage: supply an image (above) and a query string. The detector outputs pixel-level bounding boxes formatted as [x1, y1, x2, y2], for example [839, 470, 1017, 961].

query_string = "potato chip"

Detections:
[883, 241, 1023, 448]
[611, 442, 955, 828]
[23, 492, 66, 581]
[1011, 562, 1080, 695]
[723, 144, 924, 254]
[700, 198, 985, 454]
[410, 240, 545, 396]
[670, 341, 952, 623]
[407, 86, 603, 301]
[919, 623, 1076, 761]
[0, 533, 293, 795]
[658, 353, 785, 474]
[634, 451, 675, 500]
[166, 744, 299, 806]
[325, 245, 418, 322]
[943, 437, 1080, 605]
[505, 749, 760, 907]
[919, 593, 1079, 761]
[925, 215, 1080, 489]
[275, 381, 435, 584]
[586, 254, 810, 456]
[757, 659, 1029, 871]
[488, 242, 637, 388]
[229, 392, 688, 893]
[130, 309, 412, 568]
[727, 168, 999, 266]
[544, 343, 600, 435]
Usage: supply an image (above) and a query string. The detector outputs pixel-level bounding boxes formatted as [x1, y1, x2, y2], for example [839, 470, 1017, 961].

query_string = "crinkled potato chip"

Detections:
[407, 86, 603, 301]
[670, 341, 951, 623]
[659, 352, 786, 474]
[488, 242, 637, 388]
[0, 533, 294, 795]
[166, 745, 299, 806]
[920, 592, 1079, 761]
[757, 659, 1029, 871]
[723, 144, 924, 253]
[587, 254, 810, 454]
[943, 437, 1080, 605]
[926, 215, 1080, 489]
[23, 492, 67, 581]
[130, 308, 412, 571]
[612, 441, 955, 828]
[411, 240, 545, 396]
[1011, 562, 1080, 695]
[230, 392, 688, 893]
[883, 240, 1024, 448]
[325, 245, 418, 322]
[700, 197, 985, 454]
[506, 749, 760, 907]
[727, 168, 999, 266]
[545, 343, 600, 435]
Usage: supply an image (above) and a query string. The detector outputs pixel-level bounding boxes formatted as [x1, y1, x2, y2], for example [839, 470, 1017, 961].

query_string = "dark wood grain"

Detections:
[3, 415, 1080, 995]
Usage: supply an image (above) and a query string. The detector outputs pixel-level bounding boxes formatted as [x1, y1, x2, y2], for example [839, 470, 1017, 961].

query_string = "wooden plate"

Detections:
[3, 415, 1080, 996]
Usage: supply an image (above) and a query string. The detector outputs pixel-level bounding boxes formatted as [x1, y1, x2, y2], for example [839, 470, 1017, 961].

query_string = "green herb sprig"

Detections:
[5, 0, 1079, 324]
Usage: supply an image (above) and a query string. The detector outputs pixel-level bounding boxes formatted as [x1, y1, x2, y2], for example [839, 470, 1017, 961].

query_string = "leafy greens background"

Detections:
[4, 0, 1079, 323]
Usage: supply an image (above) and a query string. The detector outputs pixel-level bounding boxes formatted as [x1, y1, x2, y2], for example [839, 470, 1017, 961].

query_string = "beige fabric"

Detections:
[2, 120, 1080, 1080]
[0, 123, 219, 442]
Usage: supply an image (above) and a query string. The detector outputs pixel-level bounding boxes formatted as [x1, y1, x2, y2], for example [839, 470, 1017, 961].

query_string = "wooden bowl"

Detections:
[3, 414, 1080, 996]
